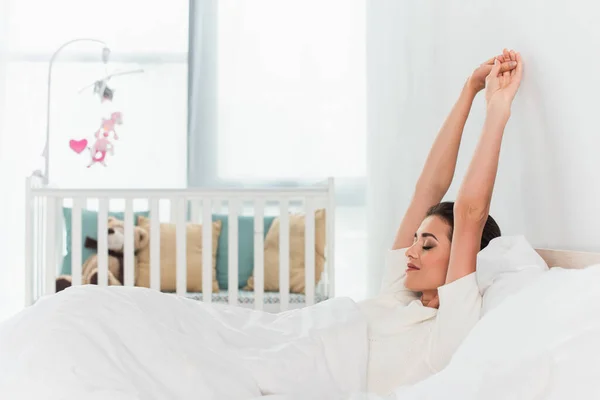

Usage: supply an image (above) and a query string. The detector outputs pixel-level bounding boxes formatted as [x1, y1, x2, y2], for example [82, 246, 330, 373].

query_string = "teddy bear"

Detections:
[56, 216, 149, 292]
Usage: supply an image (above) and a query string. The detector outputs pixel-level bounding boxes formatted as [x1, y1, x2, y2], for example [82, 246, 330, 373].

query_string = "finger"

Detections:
[485, 59, 502, 87]
[509, 49, 517, 76]
[499, 61, 518, 73]
[486, 59, 501, 89]
[506, 52, 524, 96]
[497, 54, 505, 63]
[429, 296, 440, 309]
[512, 52, 524, 84]
[502, 50, 511, 78]
[484, 54, 503, 65]
[488, 58, 502, 78]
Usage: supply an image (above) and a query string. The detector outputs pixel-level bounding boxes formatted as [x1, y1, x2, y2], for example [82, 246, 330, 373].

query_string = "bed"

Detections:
[4, 240, 599, 400]
[24, 175, 336, 313]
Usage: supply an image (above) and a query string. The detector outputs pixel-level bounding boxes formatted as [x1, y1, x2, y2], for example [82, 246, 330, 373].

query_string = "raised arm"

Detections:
[392, 54, 518, 250]
[446, 51, 523, 284]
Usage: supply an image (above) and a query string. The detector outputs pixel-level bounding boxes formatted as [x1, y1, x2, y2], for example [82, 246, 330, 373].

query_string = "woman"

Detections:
[360, 49, 523, 396]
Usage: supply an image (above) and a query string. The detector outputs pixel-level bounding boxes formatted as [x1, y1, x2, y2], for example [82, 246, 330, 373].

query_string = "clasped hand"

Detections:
[468, 49, 524, 117]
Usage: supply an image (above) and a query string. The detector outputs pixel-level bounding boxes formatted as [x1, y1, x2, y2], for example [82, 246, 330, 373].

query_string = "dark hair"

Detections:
[425, 201, 501, 250]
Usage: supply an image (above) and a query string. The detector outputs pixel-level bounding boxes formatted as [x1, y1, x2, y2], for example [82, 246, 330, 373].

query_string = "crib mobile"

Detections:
[69, 68, 142, 168]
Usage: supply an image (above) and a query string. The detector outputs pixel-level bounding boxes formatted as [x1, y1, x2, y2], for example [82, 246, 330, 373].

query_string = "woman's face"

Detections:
[403, 215, 452, 292]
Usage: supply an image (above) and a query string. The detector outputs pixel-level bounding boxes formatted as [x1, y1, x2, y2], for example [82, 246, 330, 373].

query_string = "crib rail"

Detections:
[25, 177, 335, 312]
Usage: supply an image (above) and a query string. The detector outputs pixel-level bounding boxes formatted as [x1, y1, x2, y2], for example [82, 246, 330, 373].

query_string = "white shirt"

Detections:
[358, 248, 482, 396]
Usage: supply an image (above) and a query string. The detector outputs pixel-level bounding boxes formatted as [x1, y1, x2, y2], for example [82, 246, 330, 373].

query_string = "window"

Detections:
[190, 0, 367, 200]
[217, 0, 366, 180]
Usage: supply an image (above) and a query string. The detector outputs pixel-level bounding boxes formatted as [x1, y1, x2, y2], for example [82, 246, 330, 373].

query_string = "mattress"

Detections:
[185, 290, 329, 305]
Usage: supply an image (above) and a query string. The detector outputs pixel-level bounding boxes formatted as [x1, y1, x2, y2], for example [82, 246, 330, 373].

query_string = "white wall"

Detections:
[366, 0, 600, 295]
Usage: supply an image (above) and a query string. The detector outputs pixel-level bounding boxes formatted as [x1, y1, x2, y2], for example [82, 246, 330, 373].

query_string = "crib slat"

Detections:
[253, 199, 265, 310]
[175, 197, 187, 296]
[71, 198, 84, 286]
[97, 199, 109, 286]
[55, 202, 64, 281]
[326, 177, 335, 298]
[304, 199, 316, 306]
[37, 197, 44, 299]
[279, 198, 290, 311]
[228, 199, 240, 305]
[123, 199, 135, 287]
[25, 179, 33, 305]
[150, 198, 161, 290]
[45, 197, 57, 295]
[202, 198, 213, 302]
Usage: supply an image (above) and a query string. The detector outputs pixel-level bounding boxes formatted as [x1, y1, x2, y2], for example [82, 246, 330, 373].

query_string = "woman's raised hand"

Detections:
[484, 49, 523, 115]
[468, 52, 517, 93]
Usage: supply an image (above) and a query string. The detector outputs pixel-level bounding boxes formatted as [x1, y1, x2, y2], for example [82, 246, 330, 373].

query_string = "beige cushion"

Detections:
[136, 216, 222, 292]
[246, 209, 326, 293]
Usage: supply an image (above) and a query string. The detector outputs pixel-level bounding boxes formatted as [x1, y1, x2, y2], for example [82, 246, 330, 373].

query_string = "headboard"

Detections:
[535, 248, 600, 269]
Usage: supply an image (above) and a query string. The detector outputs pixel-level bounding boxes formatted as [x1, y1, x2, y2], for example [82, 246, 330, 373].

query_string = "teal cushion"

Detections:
[212, 215, 276, 289]
[61, 208, 150, 276]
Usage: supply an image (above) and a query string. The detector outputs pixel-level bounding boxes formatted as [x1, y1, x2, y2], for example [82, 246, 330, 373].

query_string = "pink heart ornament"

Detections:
[69, 139, 88, 154]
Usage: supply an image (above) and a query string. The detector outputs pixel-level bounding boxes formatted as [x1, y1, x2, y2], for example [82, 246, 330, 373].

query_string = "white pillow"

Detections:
[476, 235, 549, 316]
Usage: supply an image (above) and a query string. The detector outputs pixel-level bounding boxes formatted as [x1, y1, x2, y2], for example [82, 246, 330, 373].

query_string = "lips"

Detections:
[407, 263, 420, 272]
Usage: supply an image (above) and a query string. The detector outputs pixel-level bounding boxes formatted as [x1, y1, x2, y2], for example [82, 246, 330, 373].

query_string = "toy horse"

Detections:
[88, 112, 123, 168]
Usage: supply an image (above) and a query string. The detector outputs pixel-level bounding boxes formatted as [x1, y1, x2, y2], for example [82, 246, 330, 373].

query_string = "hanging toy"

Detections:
[93, 80, 115, 102]
[73, 66, 141, 168]
[87, 112, 123, 168]
[100, 111, 122, 139]
[69, 138, 88, 154]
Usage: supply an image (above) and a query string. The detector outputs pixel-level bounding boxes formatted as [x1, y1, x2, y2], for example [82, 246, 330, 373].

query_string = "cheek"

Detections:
[421, 249, 450, 272]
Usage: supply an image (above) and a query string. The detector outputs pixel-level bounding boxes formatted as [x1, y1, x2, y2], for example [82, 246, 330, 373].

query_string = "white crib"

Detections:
[25, 176, 335, 313]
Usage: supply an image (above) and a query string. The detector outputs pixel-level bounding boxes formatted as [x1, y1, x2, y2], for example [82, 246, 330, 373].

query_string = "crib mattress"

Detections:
[185, 290, 329, 305]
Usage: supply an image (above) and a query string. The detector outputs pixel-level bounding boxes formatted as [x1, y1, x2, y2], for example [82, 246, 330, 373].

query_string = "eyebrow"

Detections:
[414, 232, 439, 241]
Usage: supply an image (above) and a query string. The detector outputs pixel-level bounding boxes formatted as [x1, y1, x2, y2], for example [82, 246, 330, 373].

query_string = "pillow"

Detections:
[136, 216, 222, 292]
[245, 209, 326, 294]
[476, 235, 549, 316]
[212, 215, 276, 289]
[61, 208, 150, 275]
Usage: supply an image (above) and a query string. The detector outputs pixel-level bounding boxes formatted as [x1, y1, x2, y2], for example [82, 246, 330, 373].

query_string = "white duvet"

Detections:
[0, 286, 368, 400]
[3, 265, 600, 400]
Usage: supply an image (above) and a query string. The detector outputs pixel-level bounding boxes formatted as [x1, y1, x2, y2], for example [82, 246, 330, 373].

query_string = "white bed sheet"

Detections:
[0, 286, 368, 400]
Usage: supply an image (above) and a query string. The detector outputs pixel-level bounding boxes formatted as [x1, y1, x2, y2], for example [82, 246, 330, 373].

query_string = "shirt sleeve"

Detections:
[378, 248, 419, 304]
[428, 272, 482, 372]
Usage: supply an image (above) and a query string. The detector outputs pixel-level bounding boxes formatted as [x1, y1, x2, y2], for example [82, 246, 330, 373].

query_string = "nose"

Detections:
[108, 228, 115, 234]
[405, 242, 418, 260]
